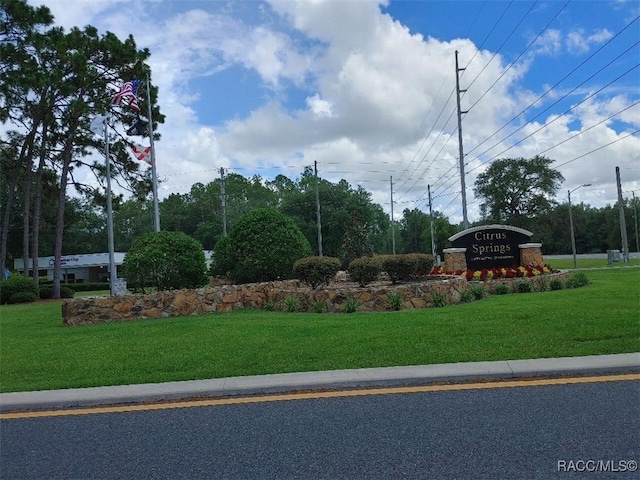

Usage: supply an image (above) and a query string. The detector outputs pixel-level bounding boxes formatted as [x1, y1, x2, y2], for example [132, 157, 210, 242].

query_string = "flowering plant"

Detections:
[429, 264, 554, 280]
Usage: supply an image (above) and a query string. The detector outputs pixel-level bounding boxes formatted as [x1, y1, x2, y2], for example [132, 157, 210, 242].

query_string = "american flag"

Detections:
[131, 144, 152, 165]
[112, 80, 141, 111]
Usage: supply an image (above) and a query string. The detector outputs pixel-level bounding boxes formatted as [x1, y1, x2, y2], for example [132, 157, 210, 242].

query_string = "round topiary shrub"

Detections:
[0, 274, 37, 305]
[122, 231, 208, 292]
[293, 256, 341, 289]
[219, 208, 313, 284]
[348, 256, 381, 287]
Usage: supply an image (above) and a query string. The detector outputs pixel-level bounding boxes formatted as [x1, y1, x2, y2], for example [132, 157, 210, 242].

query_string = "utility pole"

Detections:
[616, 166, 629, 262]
[220, 167, 227, 236]
[390, 176, 396, 255]
[455, 50, 469, 229]
[633, 191, 639, 254]
[428, 184, 437, 262]
[314, 161, 323, 256]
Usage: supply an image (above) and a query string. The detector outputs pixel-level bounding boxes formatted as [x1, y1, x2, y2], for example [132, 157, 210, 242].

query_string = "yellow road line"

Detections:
[2, 373, 638, 420]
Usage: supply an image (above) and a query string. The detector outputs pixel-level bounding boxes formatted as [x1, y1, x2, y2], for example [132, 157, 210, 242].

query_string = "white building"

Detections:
[13, 250, 213, 283]
[14, 253, 126, 283]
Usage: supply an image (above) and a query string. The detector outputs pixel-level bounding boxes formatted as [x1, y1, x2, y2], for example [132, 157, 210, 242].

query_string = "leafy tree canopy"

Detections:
[473, 155, 564, 229]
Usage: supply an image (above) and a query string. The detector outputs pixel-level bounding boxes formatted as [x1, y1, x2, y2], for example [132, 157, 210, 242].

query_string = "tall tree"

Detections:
[1, 0, 164, 297]
[473, 155, 564, 229]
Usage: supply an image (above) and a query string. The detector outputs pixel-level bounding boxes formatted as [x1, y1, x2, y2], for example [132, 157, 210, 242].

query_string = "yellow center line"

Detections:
[2, 373, 638, 420]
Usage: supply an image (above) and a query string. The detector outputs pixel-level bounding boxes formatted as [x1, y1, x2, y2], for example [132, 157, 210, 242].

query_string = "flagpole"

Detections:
[146, 73, 160, 232]
[104, 115, 117, 296]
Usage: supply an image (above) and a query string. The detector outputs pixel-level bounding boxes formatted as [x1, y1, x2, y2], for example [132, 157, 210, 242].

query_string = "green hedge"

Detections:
[0, 275, 37, 305]
[348, 257, 381, 287]
[293, 256, 341, 289]
[379, 253, 435, 284]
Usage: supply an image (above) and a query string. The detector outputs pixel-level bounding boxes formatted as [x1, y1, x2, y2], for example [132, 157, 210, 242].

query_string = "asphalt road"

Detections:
[2, 378, 638, 480]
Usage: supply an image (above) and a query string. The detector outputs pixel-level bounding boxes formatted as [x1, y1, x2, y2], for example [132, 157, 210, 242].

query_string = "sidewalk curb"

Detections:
[1, 353, 638, 413]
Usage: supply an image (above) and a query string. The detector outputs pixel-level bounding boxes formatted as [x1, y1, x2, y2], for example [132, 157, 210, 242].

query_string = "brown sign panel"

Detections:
[449, 225, 532, 271]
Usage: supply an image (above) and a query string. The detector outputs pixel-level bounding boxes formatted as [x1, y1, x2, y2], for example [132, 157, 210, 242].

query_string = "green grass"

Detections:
[546, 258, 640, 270]
[1, 269, 638, 393]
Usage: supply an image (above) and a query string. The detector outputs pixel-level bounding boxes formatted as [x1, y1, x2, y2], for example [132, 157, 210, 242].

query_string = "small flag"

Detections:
[89, 115, 108, 136]
[126, 117, 149, 136]
[130, 144, 152, 165]
[112, 80, 141, 111]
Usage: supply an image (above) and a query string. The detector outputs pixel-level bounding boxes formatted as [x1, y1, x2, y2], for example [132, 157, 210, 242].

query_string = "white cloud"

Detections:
[20, 0, 640, 225]
[566, 28, 613, 54]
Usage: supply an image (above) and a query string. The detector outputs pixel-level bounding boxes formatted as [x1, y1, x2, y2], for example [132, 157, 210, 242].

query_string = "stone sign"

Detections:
[449, 225, 533, 271]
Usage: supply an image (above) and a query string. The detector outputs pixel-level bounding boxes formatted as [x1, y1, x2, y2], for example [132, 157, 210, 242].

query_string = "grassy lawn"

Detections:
[546, 258, 640, 270]
[1, 268, 638, 393]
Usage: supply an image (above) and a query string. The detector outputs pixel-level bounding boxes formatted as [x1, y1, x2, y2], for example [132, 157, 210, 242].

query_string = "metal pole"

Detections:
[633, 191, 639, 254]
[455, 50, 469, 229]
[315, 161, 323, 256]
[428, 184, 436, 259]
[390, 176, 395, 255]
[615, 166, 630, 262]
[568, 189, 577, 269]
[146, 74, 160, 232]
[220, 167, 227, 236]
[104, 116, 117, 295]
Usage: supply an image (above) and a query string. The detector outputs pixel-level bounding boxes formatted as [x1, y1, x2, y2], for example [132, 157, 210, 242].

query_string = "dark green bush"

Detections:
[566, 272, 590, 289]
[379, 253, 435, 283]
[493, 283, 510, 295]
[387, 292, 403, 310]
[60, 286, 75, 298]
[469, 284, 486, 300]
[550, 278, 564, 290]
[216, 208, 312, 284]
[348, 257, 381, 287]
[0, 275, 37, 305]
[38, 284, 76, 300]
[209, 235, 233, 278]
[39, 285, 54, 299]
[8, 291, 37, 304]
[122, 231, 208, 292]
[430, 292, 447, 307]
[404, 253, 435, 277]
[293, 256, 341, 289]
[517, 280, 533, 293]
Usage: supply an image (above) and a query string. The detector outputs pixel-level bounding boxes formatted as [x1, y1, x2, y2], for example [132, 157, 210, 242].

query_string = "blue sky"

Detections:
[28, 0, 640, 223]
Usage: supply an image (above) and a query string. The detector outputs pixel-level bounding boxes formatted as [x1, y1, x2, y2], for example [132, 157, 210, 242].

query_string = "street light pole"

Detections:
[568, 184, 591, 269]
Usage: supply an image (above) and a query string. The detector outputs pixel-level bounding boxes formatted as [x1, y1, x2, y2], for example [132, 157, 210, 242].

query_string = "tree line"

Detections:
[2, 1, 638, 290]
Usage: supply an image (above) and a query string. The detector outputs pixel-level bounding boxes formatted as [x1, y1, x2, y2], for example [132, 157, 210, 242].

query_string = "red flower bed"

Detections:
[429, 264, 554, 280]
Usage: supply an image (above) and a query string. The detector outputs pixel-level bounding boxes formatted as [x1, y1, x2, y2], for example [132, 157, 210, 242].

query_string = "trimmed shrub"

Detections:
[493, 283, 510, 295]
[122, 231, 208, 292]
[566, 272, 590, 289]
[293, 256, 341, 289]
[0, 275, 37, 305]
[404, 253, 435, 277]
[348, 257, 381, 287]
[217, 208, 312, 284]
[60, 286, 75, 299]
[39, 285, 54, 300]
[8, 291, 37, 304]
[380, 253, 435, 283]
